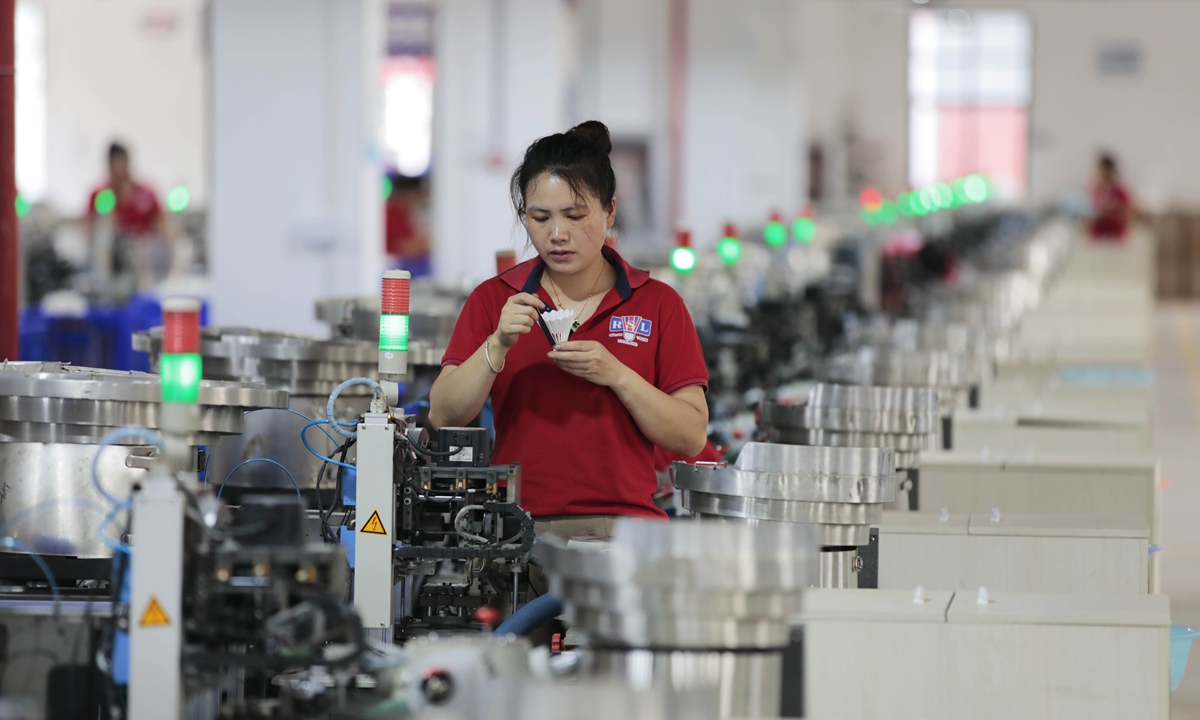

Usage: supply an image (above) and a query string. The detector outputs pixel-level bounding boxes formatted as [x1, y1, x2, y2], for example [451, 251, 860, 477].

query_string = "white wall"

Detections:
[430, 0, 575, 287]
[796, 0, 1200, 211]
[681, 0, 805, 247]
[42, 0, 207, 213]
[1023, 1, 1200, 210]
[209, 0, 384, 334]
[431, 0, 811, 284]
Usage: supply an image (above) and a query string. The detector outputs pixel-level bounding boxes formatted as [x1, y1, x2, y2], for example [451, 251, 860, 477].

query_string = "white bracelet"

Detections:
[484, 337, 505, 374]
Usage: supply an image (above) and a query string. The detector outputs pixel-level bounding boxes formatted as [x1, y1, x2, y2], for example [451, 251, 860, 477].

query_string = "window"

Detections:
[908, 9, 1032, 197]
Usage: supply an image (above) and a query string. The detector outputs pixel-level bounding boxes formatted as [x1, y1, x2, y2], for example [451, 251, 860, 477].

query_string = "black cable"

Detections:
[397, 432, 462, 458]
[316, 437, 355, 543]
[323, 439, 354, 535]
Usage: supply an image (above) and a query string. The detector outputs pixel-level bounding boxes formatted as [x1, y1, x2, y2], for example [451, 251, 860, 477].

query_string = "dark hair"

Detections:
[108, 142, 129, 161]
[1099, 153, 1117, 173]
[510, 120, 615, 218]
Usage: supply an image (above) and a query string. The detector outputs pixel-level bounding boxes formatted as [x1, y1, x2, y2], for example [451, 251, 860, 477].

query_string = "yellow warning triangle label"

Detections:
[360, 510, 387, 536]
[139, 596, 171, 628]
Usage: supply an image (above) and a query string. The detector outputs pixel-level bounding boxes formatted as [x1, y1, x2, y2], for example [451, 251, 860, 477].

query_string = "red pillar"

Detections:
[0, 0, 14, 362]
[666, 0, 688, 231]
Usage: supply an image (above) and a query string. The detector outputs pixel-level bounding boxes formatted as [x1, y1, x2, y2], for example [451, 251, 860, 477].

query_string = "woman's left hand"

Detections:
[549, 341, 629, 388]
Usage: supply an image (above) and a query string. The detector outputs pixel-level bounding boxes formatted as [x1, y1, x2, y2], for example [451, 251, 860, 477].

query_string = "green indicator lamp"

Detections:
[934, 183, 954, 209]
[792, 216, 815, 243]
[963, 174, 989, 203]
[764, 212, 788, 248]
[160, 353, 202, 404]
[670, 246, 697, 273]
[879, 199, 898, 225]
[380, 270, 411, 376]
[383, 176, 394, 200]
[670, 227, 697, 274]
[861, 209, 879, 227]
[14, 194, 29, 217]
[916, 188, 934, 215]
[717, 237, 743, 266]
[897, 192, 915, 218]
[379, 314, 409, 352]
[94, 188, 116, 216]
[166, 185, 190, 213]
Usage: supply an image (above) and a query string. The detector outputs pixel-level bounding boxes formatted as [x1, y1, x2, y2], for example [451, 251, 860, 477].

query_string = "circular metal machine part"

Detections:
[671, 442, 896, 586]
[822, 348, 970, 414]
[535, 518, 818, 718]
[758, 384, 939, 473]
[0, 361, 288, 558]
[134, 327, 378, 492]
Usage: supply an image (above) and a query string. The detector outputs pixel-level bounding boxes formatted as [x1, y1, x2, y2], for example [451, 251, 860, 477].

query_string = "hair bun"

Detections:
[566, 120, 612, 156]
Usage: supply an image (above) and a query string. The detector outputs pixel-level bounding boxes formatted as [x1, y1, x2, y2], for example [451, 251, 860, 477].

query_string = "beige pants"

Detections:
[532, 514, 619, 542]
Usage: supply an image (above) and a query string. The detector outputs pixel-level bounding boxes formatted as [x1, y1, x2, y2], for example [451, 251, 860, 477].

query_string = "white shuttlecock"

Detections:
[543, 308, 578, 345]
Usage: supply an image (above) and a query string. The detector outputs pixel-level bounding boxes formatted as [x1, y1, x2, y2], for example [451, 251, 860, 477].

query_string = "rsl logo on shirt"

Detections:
[610, 316, 653, 347]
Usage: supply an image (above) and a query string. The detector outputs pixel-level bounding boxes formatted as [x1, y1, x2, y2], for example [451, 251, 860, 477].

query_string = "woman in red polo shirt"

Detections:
[429, 121, 709, 539]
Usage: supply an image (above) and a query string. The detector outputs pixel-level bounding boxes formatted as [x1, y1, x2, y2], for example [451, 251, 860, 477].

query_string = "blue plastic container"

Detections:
[19, 294, 209, 370]
[1171, 626, 1200, 692]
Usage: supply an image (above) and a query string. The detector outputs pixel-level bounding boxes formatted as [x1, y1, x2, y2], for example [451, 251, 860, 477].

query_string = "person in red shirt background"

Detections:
[430, 120, 710, 542]
[85, 142, 180, 296]
[1088, 152, 1135, 242]
[385, 173, 432, 278]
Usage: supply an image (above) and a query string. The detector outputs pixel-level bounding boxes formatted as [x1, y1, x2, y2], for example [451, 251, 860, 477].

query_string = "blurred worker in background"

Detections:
[385, 173, 432, 278]
[85, 142, 180, 300]
[1088, 152, 1134, 242]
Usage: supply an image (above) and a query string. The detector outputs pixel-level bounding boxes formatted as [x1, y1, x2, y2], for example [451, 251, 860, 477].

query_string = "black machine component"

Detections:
[435, 427, 492, 467]
[184, 495, 366, 716]
[383, 424, 532, 639]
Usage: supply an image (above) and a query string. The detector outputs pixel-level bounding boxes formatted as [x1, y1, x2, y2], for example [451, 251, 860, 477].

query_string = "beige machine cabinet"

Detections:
[878, 511, 1150, 594]
[951, 401, 1152, 455]
[801, 589, 1170, 720]
[918, 450, 1160, 590]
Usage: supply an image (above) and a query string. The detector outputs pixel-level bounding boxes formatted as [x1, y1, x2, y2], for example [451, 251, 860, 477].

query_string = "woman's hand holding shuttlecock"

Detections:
[494, 293, 546, 348]
[549, 341, 629, 388]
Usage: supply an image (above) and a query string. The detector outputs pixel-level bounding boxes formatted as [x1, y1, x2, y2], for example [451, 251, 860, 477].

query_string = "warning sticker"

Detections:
[360, 510, 387, 536]
[139, 596, 171, 628]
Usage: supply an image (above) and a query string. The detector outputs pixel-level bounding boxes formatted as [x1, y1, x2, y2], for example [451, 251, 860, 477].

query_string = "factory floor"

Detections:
[1157, 303, 1200, 717]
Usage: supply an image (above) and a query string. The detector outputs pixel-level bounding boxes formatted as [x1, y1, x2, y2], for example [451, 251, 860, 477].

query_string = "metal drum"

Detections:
[673, 442, 895, 588]
[890, 319, 993, 390]
[315, 288, 465, 418]
[314, 285, 463, 363]
[535, 519, 818, 718]
[0, 362, 286, 558]
[759, 385, 940, 470]
[759, 384, 938, 513]
[134, 327, 376, 493]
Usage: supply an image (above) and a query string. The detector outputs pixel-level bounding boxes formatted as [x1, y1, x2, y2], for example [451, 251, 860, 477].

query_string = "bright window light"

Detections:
[15, 0, 47, 203]
[383, 57, 435, 177]
[908, 9, 1031, 197]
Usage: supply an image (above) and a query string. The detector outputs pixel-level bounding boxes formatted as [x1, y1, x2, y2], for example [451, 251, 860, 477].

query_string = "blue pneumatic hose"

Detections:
[492, 593, 563, 637]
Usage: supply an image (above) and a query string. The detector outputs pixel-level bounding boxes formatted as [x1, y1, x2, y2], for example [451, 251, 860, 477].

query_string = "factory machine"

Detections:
[0, 274, 536, 720]
[0, 204, 1099, 720]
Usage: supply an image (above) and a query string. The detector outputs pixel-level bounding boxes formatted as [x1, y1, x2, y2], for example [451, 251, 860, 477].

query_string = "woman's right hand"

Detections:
[494, 293, 546, 348]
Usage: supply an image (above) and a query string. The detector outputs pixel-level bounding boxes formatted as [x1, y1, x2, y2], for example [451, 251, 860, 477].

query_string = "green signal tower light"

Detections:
[763, 220, 788, 248]
[94, 188, 116, 215]
[167, 186, 190, 213]
[717, 236, 743, 266]
[670, 246, 697, 274]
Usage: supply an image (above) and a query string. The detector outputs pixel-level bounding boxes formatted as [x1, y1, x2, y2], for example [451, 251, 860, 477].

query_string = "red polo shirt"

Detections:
[442, 248, 709, 519]
[86, 182, 163, 238]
